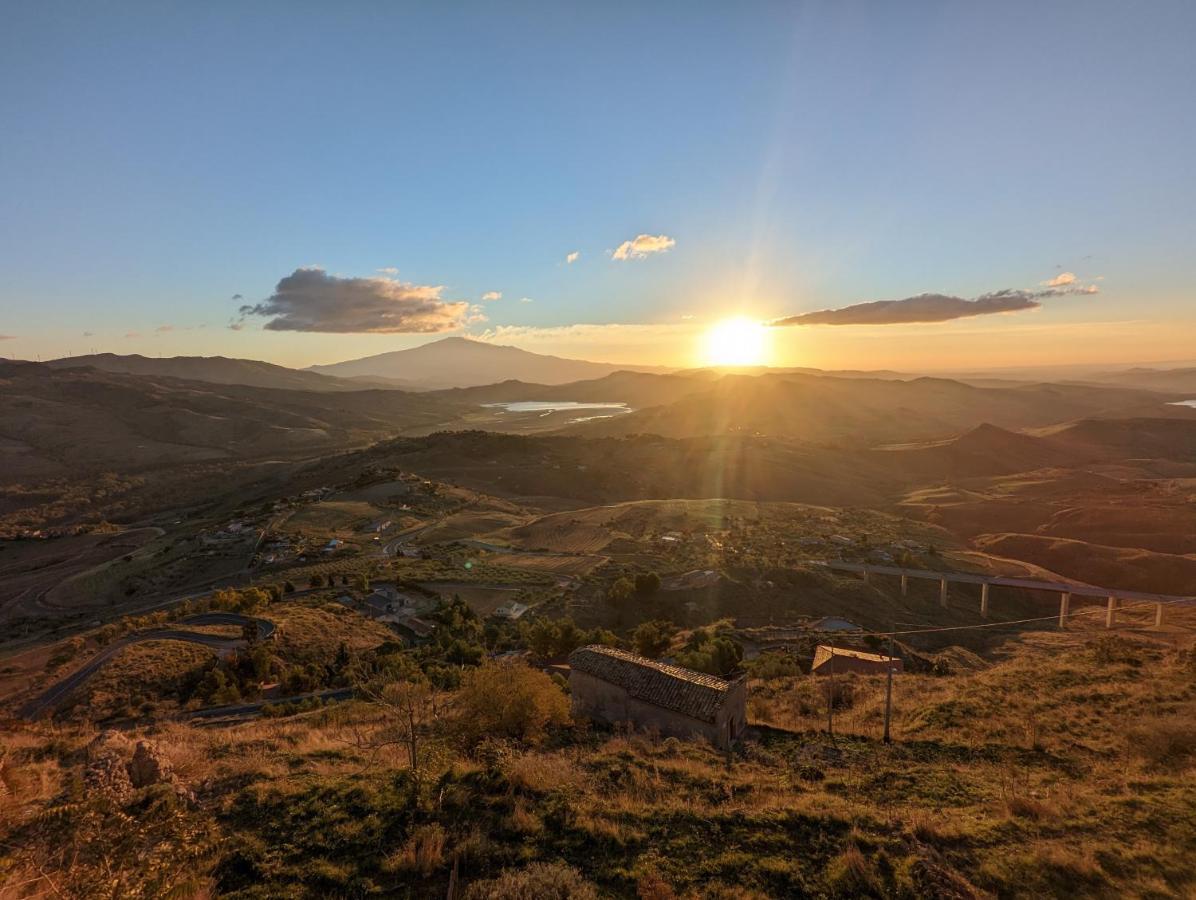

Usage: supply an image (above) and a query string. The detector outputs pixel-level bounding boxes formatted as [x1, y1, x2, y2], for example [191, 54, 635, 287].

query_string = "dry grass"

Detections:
[2, 626, 1195, 898]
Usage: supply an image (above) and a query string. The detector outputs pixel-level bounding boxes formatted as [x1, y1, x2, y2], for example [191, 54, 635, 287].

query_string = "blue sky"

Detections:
[2, 1, 1194, 369]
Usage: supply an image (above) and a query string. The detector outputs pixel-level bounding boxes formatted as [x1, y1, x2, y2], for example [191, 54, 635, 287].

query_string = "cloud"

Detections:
[377, 267, 399, 275]
[231, 293, 243, 301]
[227, 321, 244, 331]
[519, 297, 534, 303]
[82, 331, 94, 337]
[772, 280, 1100, 328]
[0, 334, 15, 341]
[1042, 271, 1077, 287]
[124, 331, 141, 339]
[235, 267, 484, 333]
[611, 233, 675, 260]
[566, 251, 580, 264]
[481, 291, 502, 301]
[155, 324, 174, 333]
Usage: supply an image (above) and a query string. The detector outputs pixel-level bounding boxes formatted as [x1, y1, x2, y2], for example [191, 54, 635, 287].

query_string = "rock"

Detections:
[127, 740, 174, 788]
[86, 729, 132, 761]
[84, 745, 134, 803]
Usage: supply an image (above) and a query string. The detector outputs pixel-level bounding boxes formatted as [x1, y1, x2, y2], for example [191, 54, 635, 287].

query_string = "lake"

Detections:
[481, 400, 631, 422]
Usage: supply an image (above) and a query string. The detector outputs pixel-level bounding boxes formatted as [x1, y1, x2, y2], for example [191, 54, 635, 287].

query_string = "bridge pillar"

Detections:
[980, 582, 990, 618]
[1058, 592, 1070, 628]
[939, 578, 948, 608]
[1155, 602, 1165, 628]
[1105, 596, 1117, 628]
[900, 574, 908, 596]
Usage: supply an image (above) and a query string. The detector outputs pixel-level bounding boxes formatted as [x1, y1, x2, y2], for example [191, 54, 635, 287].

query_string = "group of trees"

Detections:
[521, 617, 617, 660]
[674, 627, 743, 677]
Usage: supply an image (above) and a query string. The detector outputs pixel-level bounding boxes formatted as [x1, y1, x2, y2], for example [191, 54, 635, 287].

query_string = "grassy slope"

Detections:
[2, 626, 1195, 898]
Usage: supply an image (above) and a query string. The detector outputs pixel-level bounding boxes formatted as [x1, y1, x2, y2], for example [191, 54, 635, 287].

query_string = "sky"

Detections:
[2, 1, 1195, 371]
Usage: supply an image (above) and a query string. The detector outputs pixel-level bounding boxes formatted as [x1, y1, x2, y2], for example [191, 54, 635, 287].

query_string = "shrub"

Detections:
[383, 823, 446, 876]
[457, 661, 570, 746]
[1127, 717, 1196, 769]
[463, 862, 598, 900]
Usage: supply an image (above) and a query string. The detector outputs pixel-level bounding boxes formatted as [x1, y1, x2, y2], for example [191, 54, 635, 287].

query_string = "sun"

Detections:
[702, 317, 770, 367]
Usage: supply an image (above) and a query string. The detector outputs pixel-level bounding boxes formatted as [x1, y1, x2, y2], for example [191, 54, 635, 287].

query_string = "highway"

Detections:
[17, 612, 274, 720]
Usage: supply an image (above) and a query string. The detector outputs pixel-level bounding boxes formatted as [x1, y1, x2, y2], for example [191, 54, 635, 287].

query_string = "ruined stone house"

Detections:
[811, 645, 902, 676]
[568, 645, 747, 749]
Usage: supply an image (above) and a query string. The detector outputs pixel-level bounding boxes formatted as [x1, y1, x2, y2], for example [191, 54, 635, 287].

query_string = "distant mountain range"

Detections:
[308, 336, 670, 390]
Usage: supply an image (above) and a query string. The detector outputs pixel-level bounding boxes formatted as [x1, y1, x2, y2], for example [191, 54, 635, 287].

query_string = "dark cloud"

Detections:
[772, 282, 1098, 327]
[0, 334, 15, 341]
[231, 293, 243, 301]
[235, 267, 482, 334]
[155, 324, 174, 333]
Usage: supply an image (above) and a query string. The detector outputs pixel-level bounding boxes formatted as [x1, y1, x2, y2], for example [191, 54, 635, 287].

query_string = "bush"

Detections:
[463, 862, 598, 900]
[457, 661, 570, 746]
[1127, 717, 1196, 769]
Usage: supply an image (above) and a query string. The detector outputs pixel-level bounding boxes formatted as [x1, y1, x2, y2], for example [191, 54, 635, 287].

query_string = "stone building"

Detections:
[568, 645, 747, 749]
[811, 645, 902, 676]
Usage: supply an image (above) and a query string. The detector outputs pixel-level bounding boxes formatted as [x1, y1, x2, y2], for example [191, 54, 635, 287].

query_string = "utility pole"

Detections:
[827, 640, 835, 739]
[883, 627, 895, 744]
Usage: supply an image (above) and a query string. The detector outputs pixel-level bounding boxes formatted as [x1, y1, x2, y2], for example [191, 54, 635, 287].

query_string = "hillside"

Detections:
[309, 336, 669, 390]
[0, 362, 469, 482]
[43, 353, 386, 393]
[571, 372, 1177, 446]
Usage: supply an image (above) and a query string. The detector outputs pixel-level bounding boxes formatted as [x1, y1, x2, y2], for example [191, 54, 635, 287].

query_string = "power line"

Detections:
[833, 594, 1195, 640]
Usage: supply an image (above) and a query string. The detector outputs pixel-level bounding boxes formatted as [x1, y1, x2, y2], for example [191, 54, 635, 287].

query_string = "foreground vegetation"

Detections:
[2, 623, 1194, 898]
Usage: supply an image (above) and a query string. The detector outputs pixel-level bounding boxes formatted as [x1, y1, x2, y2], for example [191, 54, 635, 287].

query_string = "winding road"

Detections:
[17, 612, 275, 720]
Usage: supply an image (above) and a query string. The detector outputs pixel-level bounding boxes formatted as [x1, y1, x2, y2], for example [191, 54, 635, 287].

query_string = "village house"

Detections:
[811, 645, 902, 676]
[568, 646, 747, 750]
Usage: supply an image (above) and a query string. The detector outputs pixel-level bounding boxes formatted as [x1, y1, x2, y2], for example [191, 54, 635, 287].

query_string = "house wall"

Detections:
[570, 670, 746, 750]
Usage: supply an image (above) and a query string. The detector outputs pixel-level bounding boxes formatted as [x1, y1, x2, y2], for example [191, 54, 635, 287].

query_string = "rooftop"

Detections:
[568, 645, 736, 724]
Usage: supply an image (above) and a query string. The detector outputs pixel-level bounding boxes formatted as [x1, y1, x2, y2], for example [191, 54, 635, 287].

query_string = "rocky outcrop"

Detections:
[85, 731, 135, 801]
[83, 731, 193, 804]
[128, 740, 174, 788]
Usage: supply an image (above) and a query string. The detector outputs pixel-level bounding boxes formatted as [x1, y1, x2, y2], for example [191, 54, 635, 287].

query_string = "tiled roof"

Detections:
[568, 645, 734, 724]
[812, 645, 897, 667]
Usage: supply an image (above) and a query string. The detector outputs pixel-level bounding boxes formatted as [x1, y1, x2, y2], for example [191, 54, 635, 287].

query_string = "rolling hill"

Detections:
[309, 336, 669, 390]
[569, 372, 1181, 446]
[0, 361, 470, 482]
[43, 353, 386, 392]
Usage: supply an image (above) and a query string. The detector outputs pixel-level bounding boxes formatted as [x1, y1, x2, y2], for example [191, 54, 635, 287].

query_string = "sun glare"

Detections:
[702, 317, 770, 367]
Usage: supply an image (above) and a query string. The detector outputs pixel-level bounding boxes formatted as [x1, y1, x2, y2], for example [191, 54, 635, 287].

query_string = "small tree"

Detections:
[309, 573, 325, 589]
[456, 661, 570, 746]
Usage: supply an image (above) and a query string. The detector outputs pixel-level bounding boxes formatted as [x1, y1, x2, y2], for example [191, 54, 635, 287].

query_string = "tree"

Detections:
[676, 636, 743, 677]
[634, 572, 661, 596]
[633, 620, 676, 659]
[284, 580, 296, 594]
[352, 668, 440, 780]
[309, 573, 325, 588]
[605, 576, 635, 607]
[456, 661, 570, 746]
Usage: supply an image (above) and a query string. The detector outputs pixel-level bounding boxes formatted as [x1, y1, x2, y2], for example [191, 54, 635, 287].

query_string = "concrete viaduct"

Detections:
[817, 561, 1194, 629]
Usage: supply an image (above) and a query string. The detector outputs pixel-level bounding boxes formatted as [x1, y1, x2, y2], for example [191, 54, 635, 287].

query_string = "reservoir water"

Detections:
[481, 400, 632, 422]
